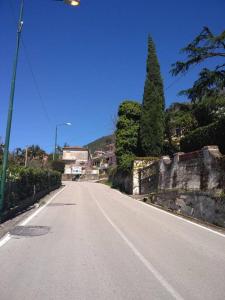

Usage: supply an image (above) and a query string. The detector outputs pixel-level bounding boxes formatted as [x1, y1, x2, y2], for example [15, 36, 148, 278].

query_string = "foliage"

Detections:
[117, 153, 135, 172]
[162, 141, 179, 156]
[165, 102, 197, 149]
[193, 95, 225, 127]
[3, 167, 61, 212]
[108, 166, 132, 194]
[50, 160, 65, 174]
[9, 144, 47, 167]
[180, 116, 225, 154]
[140, 36, 165, 156]
[0, 137, 3, 164]
[115, 100, 141, 171]
[171, 27, 225, 102]
[27, 145, 46, 159]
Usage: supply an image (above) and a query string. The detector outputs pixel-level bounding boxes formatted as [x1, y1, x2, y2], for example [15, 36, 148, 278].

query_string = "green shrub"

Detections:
[3, 167, 61, 211]
[180, 117, 225, 154]
[50, 160, 65, 174]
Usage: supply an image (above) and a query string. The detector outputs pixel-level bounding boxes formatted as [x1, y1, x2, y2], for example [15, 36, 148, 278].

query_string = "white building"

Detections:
[62, 146, 90, 179]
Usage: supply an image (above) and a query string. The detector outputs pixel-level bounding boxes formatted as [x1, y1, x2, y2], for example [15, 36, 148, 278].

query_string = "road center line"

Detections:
[0, 185, 67, 248]
[91, 191, 184, 300]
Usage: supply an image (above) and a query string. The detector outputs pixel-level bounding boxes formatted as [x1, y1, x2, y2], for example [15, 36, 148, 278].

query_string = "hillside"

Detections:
[84, 134, 115, 154]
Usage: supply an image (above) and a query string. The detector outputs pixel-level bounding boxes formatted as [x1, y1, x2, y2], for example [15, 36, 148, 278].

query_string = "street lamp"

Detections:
[53, 123, 72, 160]
[0, 0, 80, 218]
[64, 0, 80, 6]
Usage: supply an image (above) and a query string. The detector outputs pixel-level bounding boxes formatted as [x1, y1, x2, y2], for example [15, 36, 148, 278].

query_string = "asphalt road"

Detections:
[0, 182, 225, 300]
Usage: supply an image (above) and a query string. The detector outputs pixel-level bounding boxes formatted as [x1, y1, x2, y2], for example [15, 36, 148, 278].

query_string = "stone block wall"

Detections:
[149, 190, 225, 228]
[133, 145, 225, 227]
[158, 146, 225, 191]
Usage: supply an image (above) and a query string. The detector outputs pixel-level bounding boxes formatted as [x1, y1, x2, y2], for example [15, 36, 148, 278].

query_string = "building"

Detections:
[62, 146, 90, 180]
[91, 143, 116, 175]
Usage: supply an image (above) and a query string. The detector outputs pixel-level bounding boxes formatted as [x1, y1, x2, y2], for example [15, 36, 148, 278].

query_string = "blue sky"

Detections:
[0, 0, 224, 152]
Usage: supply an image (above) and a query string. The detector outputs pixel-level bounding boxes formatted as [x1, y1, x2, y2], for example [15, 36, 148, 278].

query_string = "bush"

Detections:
[180, 117, 225, 154]
[3, 167, 61, 212]
[50, 160, 65, 174]
[107, 166, 132, 194]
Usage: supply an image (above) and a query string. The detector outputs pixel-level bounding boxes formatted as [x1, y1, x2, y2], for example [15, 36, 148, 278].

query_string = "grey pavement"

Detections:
[0, 182, 225, 300]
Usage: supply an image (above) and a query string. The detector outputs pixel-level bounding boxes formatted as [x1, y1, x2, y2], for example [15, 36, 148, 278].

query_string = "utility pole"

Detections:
[25, 146, 28, 167]
[0, 0, 24, 217]
[53, 126, 58, 161]
[53, 123, 72, 160]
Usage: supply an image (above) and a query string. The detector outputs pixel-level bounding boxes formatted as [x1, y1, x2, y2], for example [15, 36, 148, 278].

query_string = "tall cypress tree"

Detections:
[140, 36, 165, 156]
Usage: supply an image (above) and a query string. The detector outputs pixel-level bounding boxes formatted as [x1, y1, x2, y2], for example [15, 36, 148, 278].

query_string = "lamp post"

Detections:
[0, 0, 80, 218]
[53, 123, 72, 160]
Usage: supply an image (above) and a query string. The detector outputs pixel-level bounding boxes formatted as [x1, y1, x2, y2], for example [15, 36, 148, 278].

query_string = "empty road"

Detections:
[0, 182, 225, 300]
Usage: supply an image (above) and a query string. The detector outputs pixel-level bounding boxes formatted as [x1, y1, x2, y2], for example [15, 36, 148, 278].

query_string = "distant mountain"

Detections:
[84, 134, 115, 154]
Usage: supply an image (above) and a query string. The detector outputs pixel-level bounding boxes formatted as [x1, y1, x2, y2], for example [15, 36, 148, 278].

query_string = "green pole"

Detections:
[53, 125, 58, 161]
[0, 0, 25, 217]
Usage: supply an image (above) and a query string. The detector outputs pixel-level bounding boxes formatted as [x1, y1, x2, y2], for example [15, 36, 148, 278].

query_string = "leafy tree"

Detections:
[140, 36, 165, 156]
[171, 27, 225, 102]
[115, 100, 141, 171]
[28, 145, 46, 159]
[11, 147, 25, 166]
[193, 95, 225, 126]
[0, 137, 4, 164]
[164, 102, 197, 154]
[165, 102, 197, 141]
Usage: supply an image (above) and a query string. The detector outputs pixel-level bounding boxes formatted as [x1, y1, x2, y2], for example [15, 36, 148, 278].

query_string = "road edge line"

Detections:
[107, 186, 225, 238]
[0, 185, 67, 248]
[135, 198, 225, 238]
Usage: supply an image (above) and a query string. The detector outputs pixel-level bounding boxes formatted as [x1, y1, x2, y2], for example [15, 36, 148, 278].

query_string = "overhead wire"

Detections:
[8, 0, 52, 127]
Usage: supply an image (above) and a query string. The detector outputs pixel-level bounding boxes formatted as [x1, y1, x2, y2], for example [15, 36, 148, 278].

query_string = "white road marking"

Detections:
[0, 233, 11, 248]
[109, 186, 225, 238]
[91, 191, 184, 300]
[0, 185, 67, 248]
[136, 197, 225, 238]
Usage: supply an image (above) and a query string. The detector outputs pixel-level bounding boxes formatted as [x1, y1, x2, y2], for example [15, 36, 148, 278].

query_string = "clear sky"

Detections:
[0, 0, 224, 153]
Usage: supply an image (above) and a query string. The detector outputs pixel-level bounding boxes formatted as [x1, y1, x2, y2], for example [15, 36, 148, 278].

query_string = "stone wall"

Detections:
[133, 145, 225, 227]
[148, 190, 225, 228]
[158, 146, 225, 191]
[112, 170, 133, 194]
[133, 146, 225, 195]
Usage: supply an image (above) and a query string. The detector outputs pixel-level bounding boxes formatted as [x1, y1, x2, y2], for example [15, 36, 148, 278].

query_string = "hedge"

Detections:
[2, 167, 61, 214]
[180, 117, 225, 154]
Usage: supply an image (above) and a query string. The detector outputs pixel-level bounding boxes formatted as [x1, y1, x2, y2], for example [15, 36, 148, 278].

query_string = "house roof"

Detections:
[63, 146, 88, 151]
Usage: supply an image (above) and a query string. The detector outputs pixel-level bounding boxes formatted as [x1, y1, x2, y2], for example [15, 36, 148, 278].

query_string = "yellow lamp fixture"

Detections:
[64, 0, 80, 6]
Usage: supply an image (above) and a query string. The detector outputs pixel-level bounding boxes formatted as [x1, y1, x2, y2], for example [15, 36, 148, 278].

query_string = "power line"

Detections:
[20, 37, 52, 125]
[8, 0, 52, 126]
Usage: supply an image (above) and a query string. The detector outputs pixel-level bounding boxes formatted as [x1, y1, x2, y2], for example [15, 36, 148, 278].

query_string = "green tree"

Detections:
[0, 138, 3, 165]
[140, 36, 165, 156]
[115, 100, 141, 171]
[28, 145, 46, 159]
[193, 95, 225, 127]
[164, 102, 197, 154]
[171, 27, 225, 102]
